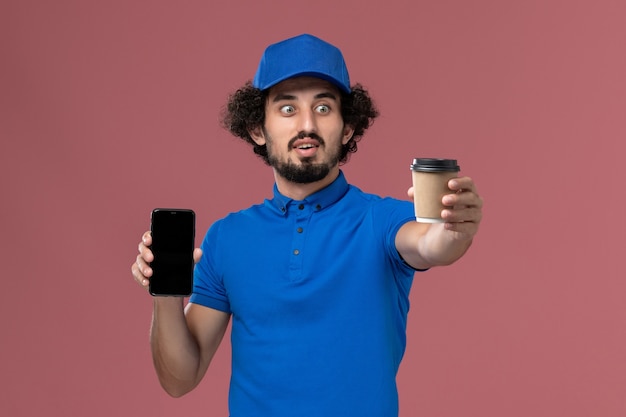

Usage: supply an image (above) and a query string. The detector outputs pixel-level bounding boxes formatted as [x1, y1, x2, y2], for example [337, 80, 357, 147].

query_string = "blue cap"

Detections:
[253, 34, 351, 93]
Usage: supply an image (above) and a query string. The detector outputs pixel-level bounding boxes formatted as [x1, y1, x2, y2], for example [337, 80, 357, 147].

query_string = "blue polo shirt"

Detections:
[190, 171, 420, 417]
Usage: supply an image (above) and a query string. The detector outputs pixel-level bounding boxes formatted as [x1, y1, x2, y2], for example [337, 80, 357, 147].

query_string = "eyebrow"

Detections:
[271, 91, 338, 103]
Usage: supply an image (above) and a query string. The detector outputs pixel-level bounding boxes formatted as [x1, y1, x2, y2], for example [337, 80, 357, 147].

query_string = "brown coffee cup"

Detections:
[411, 158, 460, 223]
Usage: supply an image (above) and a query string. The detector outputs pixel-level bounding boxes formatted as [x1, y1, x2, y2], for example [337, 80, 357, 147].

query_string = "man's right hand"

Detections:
[131, 231, 203, 292]
[131, 230, 228, 398]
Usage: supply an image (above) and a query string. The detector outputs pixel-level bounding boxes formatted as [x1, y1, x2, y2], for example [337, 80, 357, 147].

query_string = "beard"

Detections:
[265, 129, 343, 184]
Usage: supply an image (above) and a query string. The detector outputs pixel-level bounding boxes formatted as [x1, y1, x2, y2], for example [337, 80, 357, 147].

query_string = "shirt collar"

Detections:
[266, 170, 350, 216]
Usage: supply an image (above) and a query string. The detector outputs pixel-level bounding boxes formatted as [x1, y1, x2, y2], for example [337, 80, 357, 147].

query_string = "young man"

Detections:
[132, 34, 483, 416]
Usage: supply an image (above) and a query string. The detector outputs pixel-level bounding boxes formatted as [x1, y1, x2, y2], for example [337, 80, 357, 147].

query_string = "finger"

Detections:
[193, 248, 203, 264]
[132, 231, 154, 290]
[443, 220, 479, 235]
[442, 191, 483, 208]
[406, 186, 415, 199]
[138, 240, 154, 263]
[131, 259, 150, 288]
[448, 176, 477, 194]
[441, 206, 483, 224]
[135, 253, 153, 278]
[142, 230, 152, 246]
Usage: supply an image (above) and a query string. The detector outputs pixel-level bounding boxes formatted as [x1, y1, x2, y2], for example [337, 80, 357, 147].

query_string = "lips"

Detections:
[291, 138, 320, 157]
[292, 138, 320, 150]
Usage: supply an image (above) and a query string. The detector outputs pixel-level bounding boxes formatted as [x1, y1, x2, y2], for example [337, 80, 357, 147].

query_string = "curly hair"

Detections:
[220, 81, 379, 165]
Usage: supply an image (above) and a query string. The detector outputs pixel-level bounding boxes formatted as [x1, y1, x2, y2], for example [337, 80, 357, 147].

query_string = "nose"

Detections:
[297, 108, 318, 134]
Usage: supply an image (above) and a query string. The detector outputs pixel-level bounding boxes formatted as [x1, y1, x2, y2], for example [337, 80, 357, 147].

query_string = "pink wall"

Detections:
[2, 1, 624, 416]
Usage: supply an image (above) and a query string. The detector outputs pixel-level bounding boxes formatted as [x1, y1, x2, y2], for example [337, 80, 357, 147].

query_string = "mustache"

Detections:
[288, 132, 325, 147]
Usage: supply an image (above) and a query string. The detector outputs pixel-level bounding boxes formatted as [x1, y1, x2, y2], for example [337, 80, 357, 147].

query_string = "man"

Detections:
[132, 33, 482, 416]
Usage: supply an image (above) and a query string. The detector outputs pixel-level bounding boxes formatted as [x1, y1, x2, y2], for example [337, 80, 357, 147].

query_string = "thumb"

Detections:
[193, 248, 203, 264]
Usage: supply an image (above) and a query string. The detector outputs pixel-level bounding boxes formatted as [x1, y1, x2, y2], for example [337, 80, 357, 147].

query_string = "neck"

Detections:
[273, 168, 340, 200]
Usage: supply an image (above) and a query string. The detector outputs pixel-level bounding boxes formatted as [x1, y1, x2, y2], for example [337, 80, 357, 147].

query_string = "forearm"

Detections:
[150, 297, 202, 397]
[397, 221, 474, 270]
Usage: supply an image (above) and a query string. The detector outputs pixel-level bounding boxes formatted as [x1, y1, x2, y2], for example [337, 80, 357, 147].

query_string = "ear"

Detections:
[342, 125, 355, 145]
[248, 126, 266, 145]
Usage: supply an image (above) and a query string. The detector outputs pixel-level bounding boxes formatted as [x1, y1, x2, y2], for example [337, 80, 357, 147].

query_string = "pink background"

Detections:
[2, 1, 624, 416]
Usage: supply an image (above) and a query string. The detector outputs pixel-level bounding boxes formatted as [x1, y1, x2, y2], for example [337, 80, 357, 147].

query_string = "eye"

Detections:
[280, 105, 296, 115]
[315, 104, 330, 114]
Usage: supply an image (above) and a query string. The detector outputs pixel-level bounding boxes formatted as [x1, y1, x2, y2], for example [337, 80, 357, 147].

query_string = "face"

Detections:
[251, 77, 354, 184]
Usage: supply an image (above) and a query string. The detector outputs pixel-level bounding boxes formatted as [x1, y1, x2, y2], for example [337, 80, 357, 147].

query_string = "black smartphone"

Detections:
[149, 208, 195, 296]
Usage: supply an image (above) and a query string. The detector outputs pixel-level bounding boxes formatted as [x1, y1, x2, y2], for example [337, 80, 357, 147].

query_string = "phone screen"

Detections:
[149, 208, 195, 296]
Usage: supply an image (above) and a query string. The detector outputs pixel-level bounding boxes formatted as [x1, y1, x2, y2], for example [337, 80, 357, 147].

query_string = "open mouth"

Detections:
[292, 140, 320, 158]
[295, 143, 318, 150]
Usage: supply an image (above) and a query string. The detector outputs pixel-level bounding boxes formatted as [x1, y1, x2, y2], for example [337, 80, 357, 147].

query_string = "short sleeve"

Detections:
[372, 198, 425, 275]
[189, 220, 232, 313]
